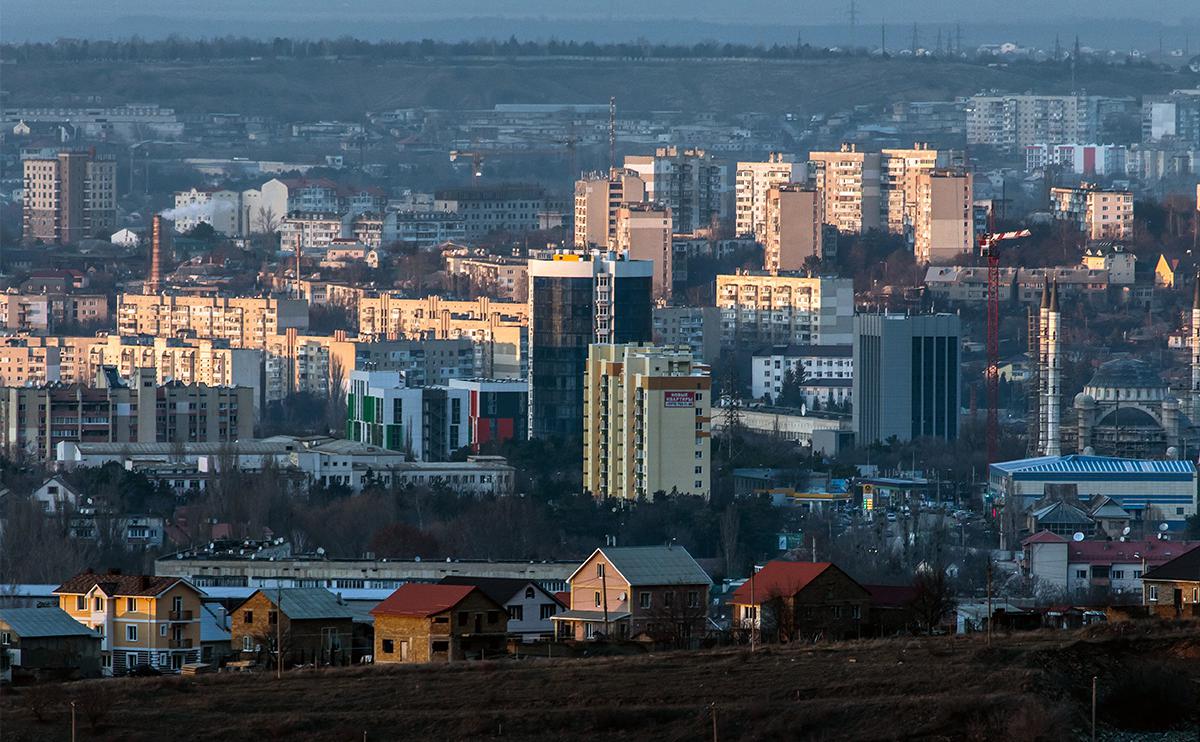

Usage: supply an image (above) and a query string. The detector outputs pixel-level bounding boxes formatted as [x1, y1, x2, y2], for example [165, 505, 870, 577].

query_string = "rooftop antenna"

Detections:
[911, 23, 919, 55]
[880, 19, 886, 55]
[848, 0, 858, 45]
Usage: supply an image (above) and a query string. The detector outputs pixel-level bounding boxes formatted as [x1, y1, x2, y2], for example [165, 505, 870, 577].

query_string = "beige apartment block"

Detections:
[0, 293, 109, 333]
[583, 343, 711, 501]
[715, 272, 855, 349]
[116, 294, 309, 350]
[764, 185, 823, 272]
[443, 252, 530, 303]
[1050, 184, 1134, 241]
[914, 170, 974, 264]
[573, 168, 646, 249]
[22, 150, 117, 244]
[808, 144, 881, 235]
[735, 153, 799, 241]
[614, 203, 673, 300]
[881, 144, 963, 236]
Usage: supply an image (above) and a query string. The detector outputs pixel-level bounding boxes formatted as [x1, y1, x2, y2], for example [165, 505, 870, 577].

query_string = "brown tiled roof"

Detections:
[53, 571, 189, 597]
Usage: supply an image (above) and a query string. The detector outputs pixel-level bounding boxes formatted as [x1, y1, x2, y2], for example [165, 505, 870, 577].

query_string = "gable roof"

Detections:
[238, 588, 354, 621]
[729, 561, 844, 605]
[437, 576, 559, 606]
[1030, 501, 1093, 525]
[1022, 530, 1069, 545]
[0, 607, 100, 639]
[569, 546, 713, 587]
[863, 584, 918, 607]
[53, 572, 201, 598]
[1142, 546, 1200, 582]
[370, 584, 487, 618]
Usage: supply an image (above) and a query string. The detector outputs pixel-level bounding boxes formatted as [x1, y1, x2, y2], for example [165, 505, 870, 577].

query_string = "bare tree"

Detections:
[646, 588, 709, 649]
[910, 568, 956, 635]
[719, 505, 740, 577]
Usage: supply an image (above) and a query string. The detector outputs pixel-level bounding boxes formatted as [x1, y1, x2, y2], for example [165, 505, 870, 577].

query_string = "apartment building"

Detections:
[116, 294, 310, 350]
[1024, 143, 1128, 176]
[0, 368, 253, 460]
[880, 144, 963, 236]
[259, 177, 343, 218]
[0, 337, 63, 386]
[625, 147, 727, 234]
[447, 378, 529, 450]
[735, 153, 800, 241]
[22, 149, 117, 244]
[573, 168, 647, 248]
[913, 170, 974, 264]
[764, 185, 823, 272]
[751, 344, 854, 402]
[357, 295, 527, 379]
[346, 370, 469, 460]
[966, 94, 1130, 149]
[0, 292, 108, 332]
[715, 272, 855, 349]
[1142, 90, 1200, 148]
[54, 572, 204, 674]
[443, 252, 530, 303]
[279, 212, 349, 253]
[434, 185, 549, 238]
[85, 335, 264, 410]
[383, 210, 467, 248]
[583, 343, 711, 501]
[614, 203, 673, 300]
[653, 306, 721, 366]
[1050, 183, 1134, 241]
[528, 253, 653, 438]
[808, 144, 881, 235]
[171, 188, 244, 236]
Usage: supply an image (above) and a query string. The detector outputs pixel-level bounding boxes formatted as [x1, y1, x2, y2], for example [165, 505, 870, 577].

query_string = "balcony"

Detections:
[169, 638, 194, 649]
[169, 610, 194, 621]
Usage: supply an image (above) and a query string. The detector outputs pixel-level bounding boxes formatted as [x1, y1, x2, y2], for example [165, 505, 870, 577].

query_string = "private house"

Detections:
[371, 583, 508, 663]
[1142, 546, 1200, 617]
[199, 603, 232, 666]
[0, 607, 102, 682]
[54, 570, 204, 675]
[550, 546, 713, 645]
[439, 577, 565, 642]
[729, 561, 872, 642]
[863, 584, 920, 636]
[31, 475, 84, 515]
[230, 588, 356, 667]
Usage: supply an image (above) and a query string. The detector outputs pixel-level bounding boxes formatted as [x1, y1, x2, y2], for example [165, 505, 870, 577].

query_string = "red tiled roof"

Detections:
[54, 571, 191, 597]
[1022, 530, 1068, 545]
[553, 591, 570, 607]
[370, 583, 477, 617]
[729, 562, 833, 605]
[864, 584, 917, 607]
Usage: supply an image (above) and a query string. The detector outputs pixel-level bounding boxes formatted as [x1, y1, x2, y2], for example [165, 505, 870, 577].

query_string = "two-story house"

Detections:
[728, 561, 872, 642]
[439, 577, 565, 642]
[1142, 545, 1200, 617]
[371, 583, 508, 663]
[230, 588, 356, 667]
[54, 570, 204, 674]
[551, 546, 713, 646]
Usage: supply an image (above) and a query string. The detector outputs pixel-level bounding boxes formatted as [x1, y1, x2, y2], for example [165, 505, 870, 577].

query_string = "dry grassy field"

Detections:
[2, 622, 1198, 741]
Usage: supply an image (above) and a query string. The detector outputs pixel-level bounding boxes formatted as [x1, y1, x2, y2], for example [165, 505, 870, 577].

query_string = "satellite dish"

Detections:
[1159, 523, 1169, 533]
[316, 546, 326, 556]
[618, 592, 628, 602]
[1121, 526, 1131, 536]
[1118, 536, 1125, 542]
[1072, 532, 1085, 542]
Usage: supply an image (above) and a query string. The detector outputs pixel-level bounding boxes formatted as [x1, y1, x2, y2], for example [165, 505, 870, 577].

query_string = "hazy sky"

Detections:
[5, 0, 1199, 42]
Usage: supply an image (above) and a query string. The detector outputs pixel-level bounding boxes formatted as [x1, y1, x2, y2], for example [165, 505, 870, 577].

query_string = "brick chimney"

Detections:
[146, 214, 163, 294]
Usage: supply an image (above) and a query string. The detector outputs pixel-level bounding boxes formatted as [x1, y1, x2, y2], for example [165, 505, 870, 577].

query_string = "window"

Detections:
[0, 632, 10, 645]
[688, 591, 699, 609]
[126, 625, 138, 642]
[540, 603, 557, 620]
[76, 596, 85, 611]
[1111, 570, 1124, 580]
[160, 624, 168, 637]
[126, 598, 137, 612]
[851, 605, 861, 619]
[525, 587, 535, 599]
[1075, 570, 1087, 579]
[508, 605, 524, 622]
[433, 616, 449, 624]
[432, 640, 449, 653]
[1133, 570, 1143, 579]
[596, 563, 605, 578]
[268, 611, 278, 625]
[664, 592, 674, 608]
[457, 611, 468, 625]
[1149, 585, 1158, 601]
[594, 591, 602, 607]
[695, 466, 703, 474]
[94, 597, 103, 611]
[1193, 588, 1199, 603]
[242, 635, 253, 651]
[832, 606, 843, 618]
[382, 639, 395, 654]
[639, 592, 651, 609]
[243, 610, 253, 624]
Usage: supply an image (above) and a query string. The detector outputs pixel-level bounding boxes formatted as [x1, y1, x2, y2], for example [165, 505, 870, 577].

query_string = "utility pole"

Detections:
[847, 0, 858, 45]
[608, 96, 617, 172]
[71, 700, 77, 742]
[276, 583, 283, 680]
[880, 21, 886, 54]
[986, 560, 993, 645]
[710, 702, 718, 742]
[1091, 676, 1097, 741]
[599, 562, 610, 639]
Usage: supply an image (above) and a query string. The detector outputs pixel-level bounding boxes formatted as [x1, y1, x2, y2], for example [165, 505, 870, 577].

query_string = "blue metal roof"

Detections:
[991, 455, 1196, 479]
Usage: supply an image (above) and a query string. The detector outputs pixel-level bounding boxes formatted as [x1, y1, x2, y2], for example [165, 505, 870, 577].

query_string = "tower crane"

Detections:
[979, 227, 1031, 463]
[449, 150, 485, 183]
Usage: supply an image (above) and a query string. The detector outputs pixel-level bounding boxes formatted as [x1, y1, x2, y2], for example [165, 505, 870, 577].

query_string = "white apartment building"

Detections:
[966, 94, 1126, 149]
[171, 188, 244, 236]
[807, 144, 881, 235]
[715, 272, 855, 349]
[1024, 144, 1128, 176]
[279, 212, 349, 253]
[750, 344, 854, 402]
[735, 153, 799, 241]
[583, 343, 711, 500]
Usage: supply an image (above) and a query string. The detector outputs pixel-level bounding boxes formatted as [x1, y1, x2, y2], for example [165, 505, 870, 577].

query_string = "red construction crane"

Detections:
[979, 228, 1031, 464]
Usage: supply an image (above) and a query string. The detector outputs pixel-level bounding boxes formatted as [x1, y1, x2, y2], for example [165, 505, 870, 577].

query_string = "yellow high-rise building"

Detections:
[583, 343, 711, 501]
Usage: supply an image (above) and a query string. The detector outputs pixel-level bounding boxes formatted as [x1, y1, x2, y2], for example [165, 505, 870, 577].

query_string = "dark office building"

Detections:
[852, 313, 961, 445]
[528, 253, 653, 439]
